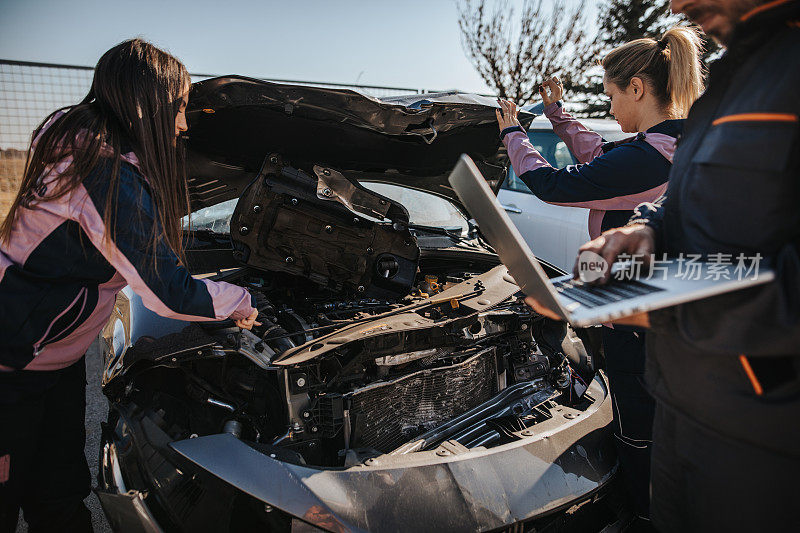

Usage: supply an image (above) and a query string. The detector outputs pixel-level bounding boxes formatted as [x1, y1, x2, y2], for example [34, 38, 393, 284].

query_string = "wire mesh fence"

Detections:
[0, 59, 433, 222]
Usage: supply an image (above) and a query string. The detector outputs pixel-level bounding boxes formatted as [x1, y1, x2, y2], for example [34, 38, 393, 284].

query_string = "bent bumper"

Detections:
[99, 374, 615, 532]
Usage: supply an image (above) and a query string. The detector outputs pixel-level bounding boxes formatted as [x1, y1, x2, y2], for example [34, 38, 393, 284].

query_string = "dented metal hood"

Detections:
[184, 76, 534, 211]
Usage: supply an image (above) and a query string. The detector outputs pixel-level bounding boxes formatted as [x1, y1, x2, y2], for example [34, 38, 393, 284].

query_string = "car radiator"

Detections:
[347, 346, 499, 452]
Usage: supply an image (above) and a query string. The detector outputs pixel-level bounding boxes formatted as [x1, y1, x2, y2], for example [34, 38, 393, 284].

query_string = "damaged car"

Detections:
[96, 76, 621, 532]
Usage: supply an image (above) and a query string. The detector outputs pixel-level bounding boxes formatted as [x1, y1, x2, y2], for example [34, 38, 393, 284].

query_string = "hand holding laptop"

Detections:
[524, 224, 657, 327]
[571, 226, 657, 285]
[447, 154, 773, 328]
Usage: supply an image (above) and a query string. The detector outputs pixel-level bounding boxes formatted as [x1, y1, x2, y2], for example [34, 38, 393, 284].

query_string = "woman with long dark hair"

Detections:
[495, 27, 704, 525]
[0, 39, 258, 531]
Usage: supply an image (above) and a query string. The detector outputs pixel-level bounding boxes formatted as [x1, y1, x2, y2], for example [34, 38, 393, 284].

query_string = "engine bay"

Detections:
[104, 261, 601, 469]
[96, 88, 620, 531]
[101, 150, 605, 471]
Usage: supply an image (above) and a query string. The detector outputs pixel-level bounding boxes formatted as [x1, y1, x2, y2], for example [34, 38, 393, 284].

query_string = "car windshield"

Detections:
[182, 183, 469, 235]
[183, 198, 237, 233]
[361, 182, 469, 233]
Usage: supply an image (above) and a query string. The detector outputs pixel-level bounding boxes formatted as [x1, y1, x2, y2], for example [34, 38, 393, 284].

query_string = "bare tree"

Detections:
[457, 0, 595, 105]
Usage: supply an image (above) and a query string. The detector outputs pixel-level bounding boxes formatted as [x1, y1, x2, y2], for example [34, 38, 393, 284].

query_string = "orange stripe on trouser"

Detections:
[0, 454, 9, 483]
[712, 113, 799, 126]
[739, 355, 764, 396]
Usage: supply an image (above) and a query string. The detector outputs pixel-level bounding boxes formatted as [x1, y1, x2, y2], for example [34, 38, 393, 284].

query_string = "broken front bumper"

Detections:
[96, 439, 162, 533]
[98, 374, 615, 532]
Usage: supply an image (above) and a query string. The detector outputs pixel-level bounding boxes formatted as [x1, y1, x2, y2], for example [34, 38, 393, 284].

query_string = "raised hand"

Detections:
[539, 76, 564, 107]
[495, 98, 522, 131]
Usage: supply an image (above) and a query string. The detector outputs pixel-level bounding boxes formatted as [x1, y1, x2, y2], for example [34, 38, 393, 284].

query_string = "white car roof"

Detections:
[527, 114, 622, 134]
[521, 101, 622, 134]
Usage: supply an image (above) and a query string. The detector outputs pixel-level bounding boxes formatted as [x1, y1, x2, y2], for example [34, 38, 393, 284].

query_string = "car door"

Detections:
[497, 129, 590, 272]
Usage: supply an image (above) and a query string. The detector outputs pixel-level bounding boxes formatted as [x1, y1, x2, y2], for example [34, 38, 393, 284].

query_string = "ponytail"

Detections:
[661, 26, 703, 117]
[602, 25, 704, 118]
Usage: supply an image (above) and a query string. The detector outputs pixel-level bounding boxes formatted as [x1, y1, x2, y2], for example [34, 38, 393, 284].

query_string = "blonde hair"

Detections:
[602, 26, 704, 118]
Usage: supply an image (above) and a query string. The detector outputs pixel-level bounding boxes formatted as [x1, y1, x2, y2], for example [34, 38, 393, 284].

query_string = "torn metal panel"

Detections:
[273, 265, 519, 365]
[313, 166, 392, 221]
[96, 438, 163, 533]
[95, 490, 163, 533]
[170, 374, 614, 533]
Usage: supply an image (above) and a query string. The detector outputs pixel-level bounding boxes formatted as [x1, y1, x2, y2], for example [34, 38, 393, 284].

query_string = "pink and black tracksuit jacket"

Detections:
[0, 150, 254, 372]
[501, 101, 681, 240]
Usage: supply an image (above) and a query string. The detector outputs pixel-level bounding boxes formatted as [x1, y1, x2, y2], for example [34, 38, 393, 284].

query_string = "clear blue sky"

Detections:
[0, 0, 597, 94]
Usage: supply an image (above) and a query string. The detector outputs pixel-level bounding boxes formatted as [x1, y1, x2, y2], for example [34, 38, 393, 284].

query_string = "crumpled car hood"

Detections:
[184, 76, 535, 211]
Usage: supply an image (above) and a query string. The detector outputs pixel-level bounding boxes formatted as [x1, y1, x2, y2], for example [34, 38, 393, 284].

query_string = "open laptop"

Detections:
[448, 154, 774, 327]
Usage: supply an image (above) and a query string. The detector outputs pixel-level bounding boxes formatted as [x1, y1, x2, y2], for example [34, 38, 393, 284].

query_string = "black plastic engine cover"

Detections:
[231, 159, 420, 299]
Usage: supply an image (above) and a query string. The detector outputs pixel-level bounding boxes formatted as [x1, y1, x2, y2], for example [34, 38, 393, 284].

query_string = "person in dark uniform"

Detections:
[495, 25, 704, 523]
[0, 39, 259, 532]
[524, 0, 800, 530]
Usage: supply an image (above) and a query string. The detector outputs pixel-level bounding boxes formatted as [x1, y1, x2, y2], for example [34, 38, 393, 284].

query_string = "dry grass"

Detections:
[0, 155, 26, 224]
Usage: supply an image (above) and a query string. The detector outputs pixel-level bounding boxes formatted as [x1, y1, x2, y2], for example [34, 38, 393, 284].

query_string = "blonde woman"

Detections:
[496, 26, 703, 524]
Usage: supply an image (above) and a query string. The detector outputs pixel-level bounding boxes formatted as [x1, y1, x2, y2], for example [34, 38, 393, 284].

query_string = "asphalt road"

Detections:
[15, 340, 112, 533]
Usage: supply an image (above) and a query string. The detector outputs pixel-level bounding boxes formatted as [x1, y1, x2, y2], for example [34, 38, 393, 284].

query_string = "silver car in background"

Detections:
[497, 108, 626, 272]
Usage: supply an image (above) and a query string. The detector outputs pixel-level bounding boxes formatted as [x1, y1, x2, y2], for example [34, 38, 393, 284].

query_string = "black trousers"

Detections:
[0, 357, 93, 533]
[651, 402, 800, 532]
[602, 327, 656, 521]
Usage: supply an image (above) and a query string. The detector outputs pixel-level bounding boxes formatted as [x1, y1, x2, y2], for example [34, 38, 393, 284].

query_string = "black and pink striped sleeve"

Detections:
[72, 160, 254, 322]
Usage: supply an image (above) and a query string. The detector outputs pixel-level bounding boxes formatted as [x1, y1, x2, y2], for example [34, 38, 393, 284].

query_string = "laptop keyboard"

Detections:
[553, 277, 664, 308]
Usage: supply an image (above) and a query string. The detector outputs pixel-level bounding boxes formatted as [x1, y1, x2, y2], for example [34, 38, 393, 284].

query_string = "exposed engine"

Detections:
[104, 263, 600, 468]
[97, 85, 619, 533]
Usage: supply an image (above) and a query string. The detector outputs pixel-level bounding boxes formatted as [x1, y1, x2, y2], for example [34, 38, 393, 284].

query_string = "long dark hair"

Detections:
[0, 38, 192, 263]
